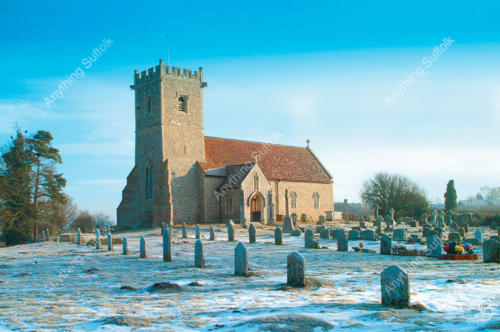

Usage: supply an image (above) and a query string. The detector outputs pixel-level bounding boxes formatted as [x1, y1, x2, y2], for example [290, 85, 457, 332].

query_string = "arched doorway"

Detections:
[250, 194, 262, 222]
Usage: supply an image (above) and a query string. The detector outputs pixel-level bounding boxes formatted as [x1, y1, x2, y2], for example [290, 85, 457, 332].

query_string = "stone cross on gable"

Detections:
[306, 139, 310, 148]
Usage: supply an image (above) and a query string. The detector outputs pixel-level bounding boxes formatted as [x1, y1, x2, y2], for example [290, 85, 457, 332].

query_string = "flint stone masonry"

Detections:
[249, 223, 256, 243]
[393, 229, 406, 241]
[380, 234, 392, 255]
[305, 229, 315, 248]
[483, 238, 499, 263]
[348, 229, 360, 241]
[195, 239, 205, 268]
[275, 227, 282, 245]
[209, 226, 215, 241]
[427, 234, 442, 257]
[381, 265, 410, 307]
[287, 252, 305, 287]
[234, 242, 248, 276]
[163, 228, 172, 262]
[107, 234, 113, 251]
[337, 229, 348, 252]
[140, 236, 147, 258]
[122, 237, 128, 255]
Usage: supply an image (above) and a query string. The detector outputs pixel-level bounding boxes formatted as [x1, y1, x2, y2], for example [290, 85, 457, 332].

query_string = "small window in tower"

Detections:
[226, 195, 233, 214]
[145, 165, 153, 199]
[178, 96, 187, 112]
[146, 96, 152, 113]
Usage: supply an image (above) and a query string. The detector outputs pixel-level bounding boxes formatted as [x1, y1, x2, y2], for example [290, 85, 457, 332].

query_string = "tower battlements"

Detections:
[132, 59, 205, 87]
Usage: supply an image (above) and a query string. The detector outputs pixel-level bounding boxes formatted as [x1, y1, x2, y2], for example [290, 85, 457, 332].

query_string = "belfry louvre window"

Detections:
[178, 96, 187, 112]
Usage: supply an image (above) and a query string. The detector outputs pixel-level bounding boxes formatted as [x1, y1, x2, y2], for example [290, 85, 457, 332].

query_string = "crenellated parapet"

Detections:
[132, 59, 206, 88]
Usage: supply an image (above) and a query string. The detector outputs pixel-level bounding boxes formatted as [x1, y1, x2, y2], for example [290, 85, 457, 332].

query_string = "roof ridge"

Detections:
[204, 136, 307, 149]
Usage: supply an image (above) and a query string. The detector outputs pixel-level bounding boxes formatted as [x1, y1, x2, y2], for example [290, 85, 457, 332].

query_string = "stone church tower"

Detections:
[117, 60, 207, 228]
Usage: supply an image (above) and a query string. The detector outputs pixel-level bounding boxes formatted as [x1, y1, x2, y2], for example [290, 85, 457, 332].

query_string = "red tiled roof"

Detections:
[202, 137, 332, 183]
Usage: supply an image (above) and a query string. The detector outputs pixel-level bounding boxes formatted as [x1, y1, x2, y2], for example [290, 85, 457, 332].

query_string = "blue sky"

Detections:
[1, 1, 500, 220]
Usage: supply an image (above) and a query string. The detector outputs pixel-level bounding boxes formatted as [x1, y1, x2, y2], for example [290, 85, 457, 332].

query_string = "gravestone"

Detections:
[361, 229, 375, 241]
[475, 230, 482, 242]
[320, 229, 330, 239]
[393, 229, 406, 241]
[209, 226, 216, 241]
[182, 222, 187, 239]
[107, 233, 113, 251]
[140, 236, 147, 258]
[160, 222, 165, 236]
[458, 227, 465, 238]
[283, 216, 294, 233]
[449, 232, 460, 243]
[77, 228, 81, 245]
[316, 225, 326, 233]
[450, 222, 459, 233]
[305, 229, 315, 248]
[483, 238, 499, 263]
[249, 223, 256, 243]
[349, 229, 360, 241]
[427, 234, 442, 257]
[318, 215, 325, 224]
[122, 237, 128, 255]
[291, 214, 298, 227]
[234, 242, 248, 276]
[195, 224, 201, 239]
[380, 234, 392, 255]
[194, 239, 205, 268]
[337, 229, 348, 252]
[422, 226, 431, 238]
[448, 241, 457, 254]
[95, 229, 101, 250]
[163, 228, 172, 262]
[360, 220, 366, 228]
[275, 227, 283, 245]
[228, 222, 235, 242]
[381, 265, 410, 307]
[291, 229, 302, 236]
[287, 252, 305, 287]
[45, 229, 49, 241]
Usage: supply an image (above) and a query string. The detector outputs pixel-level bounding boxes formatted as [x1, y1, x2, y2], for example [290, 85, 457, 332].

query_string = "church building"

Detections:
[117, 60, 334, 227]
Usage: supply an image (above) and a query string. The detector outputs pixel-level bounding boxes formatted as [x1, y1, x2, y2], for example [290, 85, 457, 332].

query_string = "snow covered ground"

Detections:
[0, 225, 498, 331]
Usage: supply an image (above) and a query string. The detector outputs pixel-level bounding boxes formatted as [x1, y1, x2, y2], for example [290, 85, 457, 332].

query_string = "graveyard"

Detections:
[0, 218, 498, 331]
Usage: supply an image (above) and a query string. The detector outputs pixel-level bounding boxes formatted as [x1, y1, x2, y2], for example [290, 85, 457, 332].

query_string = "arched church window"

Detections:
[290, 192, 297, 209]
[178, 96, 187, 112]
[145, 164, 153, 199]
[313, 192, 320, 209]
[254, 173, 259, 191]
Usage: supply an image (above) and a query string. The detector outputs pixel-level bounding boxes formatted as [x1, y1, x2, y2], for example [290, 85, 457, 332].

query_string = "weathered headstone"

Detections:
[475, 230, 482, 242]
[448, 241, 457, 255]
[107, 233, 113, 251]
[194, 239, 205, 268]
[291, 214, 298, 227]
[381, 265, 410, 307]
[483, 238, 499, 263]
[318, 215, 325, 224]
[283, 216, 294, 233]
[337, 229, 348, 252]
[361, 229, 375, 241]
[348, 229, 360, 241]
[275, 227, 282, 245]
[95, 229, 101, 250]
[182, 222, 187, 239]
[77, 228, 81, 245]
[163, 228, 171, 262]
[228, 222, 235, 242]
[287, 252, 305, 287]
[234, 242, 248, 276]
[291, 229, 302, 237]
[45, 229, 49, 241]
[209, 226, 216, 241]
[139, 236, 147, 258]
[450, 222, 459, 233]
[320, 228, 330, 239]
[380, 234, 392, 255]
[393, 229, 406, 241]
[122, 237, 128, 255]
[316, 225, 326, 233]
[449, 232, 460, 243]
[248, 223, 256, 243]
[195, 224, 200, 239]
[305, 229, 315, 248]
[427, 234, 442, 257]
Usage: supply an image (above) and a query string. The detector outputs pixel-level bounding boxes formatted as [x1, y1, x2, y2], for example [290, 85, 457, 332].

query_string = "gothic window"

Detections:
[225, 195, 233, 214]
[290, 192, 297, 209]
[145, 165, 153, 199]
[146, 96, 152, 113]
[178, 96, 187, 112]
[254, 173, 259, 191]
[313, 192, 320, 209]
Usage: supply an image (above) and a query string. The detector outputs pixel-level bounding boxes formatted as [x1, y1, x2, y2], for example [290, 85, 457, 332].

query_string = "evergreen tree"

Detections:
[444, 179, 458, 212]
